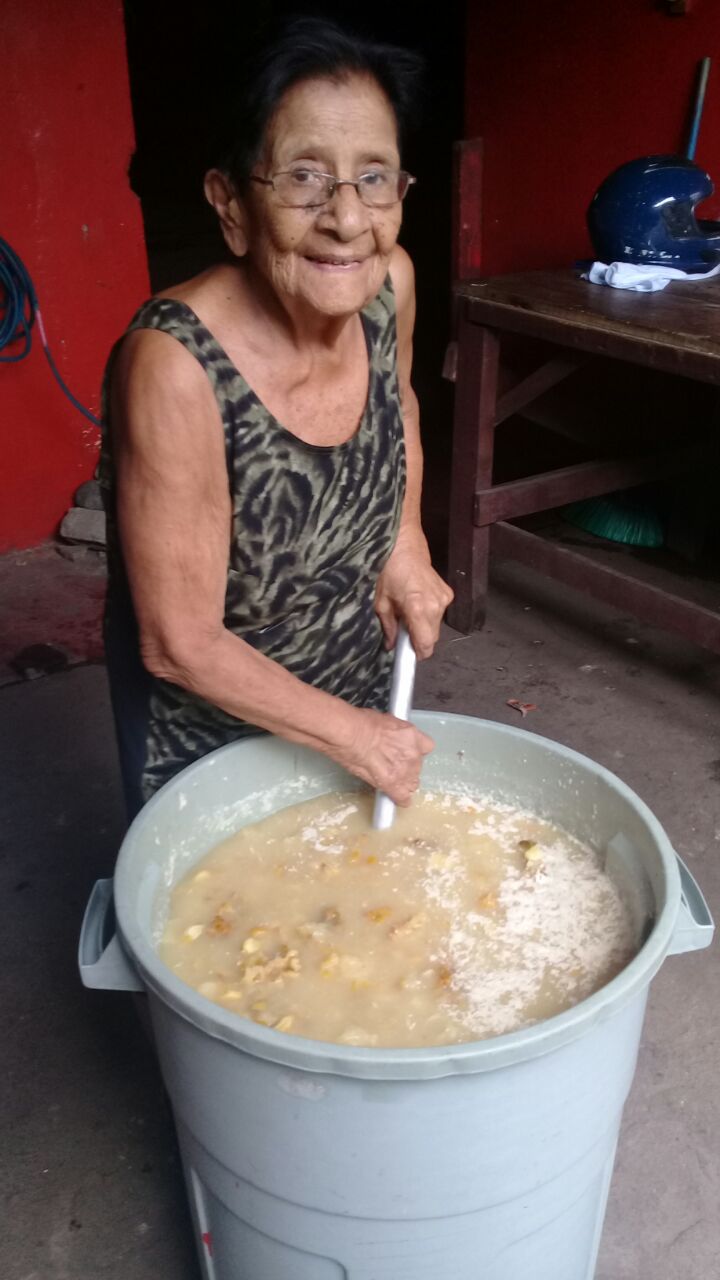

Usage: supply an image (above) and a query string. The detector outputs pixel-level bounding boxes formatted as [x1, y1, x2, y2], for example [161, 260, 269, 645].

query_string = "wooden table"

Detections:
[447, 269, 720, 651]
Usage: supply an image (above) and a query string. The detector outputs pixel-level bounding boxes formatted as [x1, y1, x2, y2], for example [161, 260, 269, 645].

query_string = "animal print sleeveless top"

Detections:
[98, 277, 406, 812]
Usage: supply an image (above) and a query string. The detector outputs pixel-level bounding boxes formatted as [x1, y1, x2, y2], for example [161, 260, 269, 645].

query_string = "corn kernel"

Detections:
[183, 924, 204, 942]
[208, 914, 232, 935]
[478, 892, 497, 911]
[365, 855, 378, 865]
[366, 907, 392, 924]
[523, 844, 543, 864]
[274, 1015, 294, 1032]
[390, 912, 426, 938]
[242, 937, 261, 954]
[192, 870, 211, 882]
[320, 951, 339, 977]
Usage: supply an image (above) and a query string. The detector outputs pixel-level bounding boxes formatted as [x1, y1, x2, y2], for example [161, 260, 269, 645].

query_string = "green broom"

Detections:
[562, 489, 665, 548]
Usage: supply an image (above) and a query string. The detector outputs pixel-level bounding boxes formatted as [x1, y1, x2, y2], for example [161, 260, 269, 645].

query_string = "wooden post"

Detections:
[444, 139, 483, 383]
[452, 139, 483, 282]
[447, 310, 500, 632]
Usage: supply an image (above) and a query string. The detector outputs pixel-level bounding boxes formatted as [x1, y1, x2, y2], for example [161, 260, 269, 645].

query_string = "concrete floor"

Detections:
[2, 552, 719, 1280]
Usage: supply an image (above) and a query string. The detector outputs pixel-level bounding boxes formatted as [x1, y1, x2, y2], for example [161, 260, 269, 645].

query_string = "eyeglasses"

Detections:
[249, 168, 417, 208]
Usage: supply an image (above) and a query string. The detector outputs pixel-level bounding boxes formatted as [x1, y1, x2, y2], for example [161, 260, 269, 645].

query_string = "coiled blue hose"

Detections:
[0, 236, 101, 426]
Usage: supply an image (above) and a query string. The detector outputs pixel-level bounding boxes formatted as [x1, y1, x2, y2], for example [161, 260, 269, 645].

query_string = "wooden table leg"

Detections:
[447, 316, 500, 632]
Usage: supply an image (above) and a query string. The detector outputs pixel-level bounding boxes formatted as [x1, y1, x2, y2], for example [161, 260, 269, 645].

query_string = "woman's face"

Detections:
[243, 73, 404, 319]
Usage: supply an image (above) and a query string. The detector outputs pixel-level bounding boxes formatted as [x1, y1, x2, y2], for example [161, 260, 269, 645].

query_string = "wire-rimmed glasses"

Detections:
[250, 168, 417, 208]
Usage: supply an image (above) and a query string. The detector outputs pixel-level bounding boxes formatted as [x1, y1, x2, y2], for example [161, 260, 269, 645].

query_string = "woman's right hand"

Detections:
[333, 708, 435, 806]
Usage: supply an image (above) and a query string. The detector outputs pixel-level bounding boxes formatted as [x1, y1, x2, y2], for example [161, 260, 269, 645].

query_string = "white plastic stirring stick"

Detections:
[372, 624, 417, 830]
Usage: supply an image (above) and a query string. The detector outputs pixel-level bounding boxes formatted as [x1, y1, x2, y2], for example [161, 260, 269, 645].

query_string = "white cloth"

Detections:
[583, 260, 720, 292]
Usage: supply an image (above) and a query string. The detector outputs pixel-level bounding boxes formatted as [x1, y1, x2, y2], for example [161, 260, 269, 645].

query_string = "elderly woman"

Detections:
[100, 18, 453, 819]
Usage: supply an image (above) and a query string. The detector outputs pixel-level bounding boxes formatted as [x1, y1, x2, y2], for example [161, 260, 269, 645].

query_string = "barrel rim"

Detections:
[114, 712, 680, 1079]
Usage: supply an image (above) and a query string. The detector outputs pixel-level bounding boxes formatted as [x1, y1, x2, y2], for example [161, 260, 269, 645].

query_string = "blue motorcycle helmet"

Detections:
[587, 154, 720, 272]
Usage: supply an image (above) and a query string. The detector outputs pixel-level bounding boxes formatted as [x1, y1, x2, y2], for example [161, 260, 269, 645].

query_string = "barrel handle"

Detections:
[78, 878, 145, 991]
[667, 853, 714, 956]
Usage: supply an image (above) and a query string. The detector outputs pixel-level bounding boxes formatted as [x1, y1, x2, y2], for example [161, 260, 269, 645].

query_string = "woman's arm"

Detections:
[110, 329, 433, 803]
[374, 247, 454, 658]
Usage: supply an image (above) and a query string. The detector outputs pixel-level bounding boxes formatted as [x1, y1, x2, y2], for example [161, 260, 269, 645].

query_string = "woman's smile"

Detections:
[304, 254, 367, 270]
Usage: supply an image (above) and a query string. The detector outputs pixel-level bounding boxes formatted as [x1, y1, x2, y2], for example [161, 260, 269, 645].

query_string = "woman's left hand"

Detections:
[374, 527, 454, 660]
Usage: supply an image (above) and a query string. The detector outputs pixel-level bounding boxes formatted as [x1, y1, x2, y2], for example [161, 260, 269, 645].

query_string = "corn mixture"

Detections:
[159, 790, 638, 1047]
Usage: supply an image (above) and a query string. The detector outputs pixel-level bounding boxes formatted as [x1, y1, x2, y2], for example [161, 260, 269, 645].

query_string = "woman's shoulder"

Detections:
[102, 266, 240, 427]
[388, 244, 415, 312]
[114, 265, 237, 370]
[363, 247, 415, 339]
[123, 266, 222, 329]
[155, 263, 232, 310]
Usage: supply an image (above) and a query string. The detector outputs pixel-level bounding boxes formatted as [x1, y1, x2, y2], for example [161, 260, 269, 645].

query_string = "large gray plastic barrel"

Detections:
[80, 713, 713, 1280]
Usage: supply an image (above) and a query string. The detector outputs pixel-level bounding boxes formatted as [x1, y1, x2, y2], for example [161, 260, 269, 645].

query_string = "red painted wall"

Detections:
[1, 0, 149, 551]
[465, 0, 720, 275]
